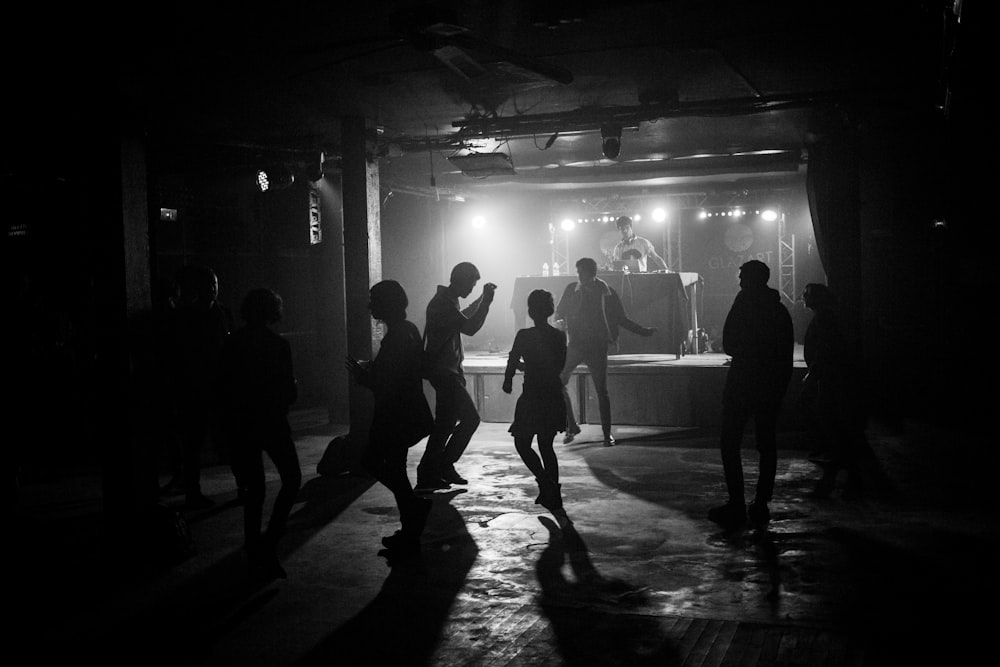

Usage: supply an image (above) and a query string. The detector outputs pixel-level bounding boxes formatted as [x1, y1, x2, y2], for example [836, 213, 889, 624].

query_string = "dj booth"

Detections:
[509, 272, 703, 357]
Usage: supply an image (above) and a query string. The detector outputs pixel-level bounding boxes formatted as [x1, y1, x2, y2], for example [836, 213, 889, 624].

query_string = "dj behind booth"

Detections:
[511, 217, 703, 358]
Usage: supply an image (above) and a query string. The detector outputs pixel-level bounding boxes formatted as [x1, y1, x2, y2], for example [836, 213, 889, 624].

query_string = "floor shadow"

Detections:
[535, 515, 683, 666]
[294, 501, 477, 666]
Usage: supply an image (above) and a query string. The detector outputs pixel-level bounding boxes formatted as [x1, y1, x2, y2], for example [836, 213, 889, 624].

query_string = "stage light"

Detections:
[256, 165, 294, 192]
[651, 207, 667, 223]
[601, 124, 622, 160]
[561, 218, 576, 231]
[733, 209, 744, 218]
[472, 215, 486, 229]
[698, 210, 708, 220]
[633, 214, 642, 222]
[761, 209, 778, 222]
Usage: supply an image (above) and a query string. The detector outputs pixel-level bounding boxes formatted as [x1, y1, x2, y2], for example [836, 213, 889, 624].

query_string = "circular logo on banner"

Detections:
[724, 224, 754, 252]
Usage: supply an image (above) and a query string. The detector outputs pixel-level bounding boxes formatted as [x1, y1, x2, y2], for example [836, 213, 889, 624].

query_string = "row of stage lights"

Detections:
[470, 207, 779, 230]
[555, 208, 779, 231]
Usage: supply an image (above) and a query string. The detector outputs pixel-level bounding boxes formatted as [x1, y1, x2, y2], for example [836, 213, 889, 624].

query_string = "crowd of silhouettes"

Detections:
[146, 256, 877, 570]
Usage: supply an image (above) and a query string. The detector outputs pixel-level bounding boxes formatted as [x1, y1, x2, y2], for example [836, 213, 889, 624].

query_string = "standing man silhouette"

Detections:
[555, 257, 656, 447]
[708, 260, 794, 529]
[416, 262, 496, 492]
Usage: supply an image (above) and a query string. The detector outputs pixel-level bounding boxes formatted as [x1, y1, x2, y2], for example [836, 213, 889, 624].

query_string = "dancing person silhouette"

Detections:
[221, 287, 301, 579]
[502, 289, 568, 515]
[555, 257, 656, 447]
[416, 262, 496, 491]
[347, 280, 434, 559]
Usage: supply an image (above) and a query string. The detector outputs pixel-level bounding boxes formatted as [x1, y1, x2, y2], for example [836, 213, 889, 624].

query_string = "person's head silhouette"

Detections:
[241, 288, 283, 326]
[369, 279, 408, 323]
[527, 289, 554, 324]
[738, 260, 770, 289]
[449, 262, 481, 298]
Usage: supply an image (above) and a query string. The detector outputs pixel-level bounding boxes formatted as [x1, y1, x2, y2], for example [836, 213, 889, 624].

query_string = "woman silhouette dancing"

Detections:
[502, 289, 568, 514]
[347, 280, 434, 558]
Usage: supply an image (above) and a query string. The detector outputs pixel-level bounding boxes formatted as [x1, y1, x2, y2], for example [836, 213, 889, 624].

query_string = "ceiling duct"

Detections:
[447, 152, 515, 177]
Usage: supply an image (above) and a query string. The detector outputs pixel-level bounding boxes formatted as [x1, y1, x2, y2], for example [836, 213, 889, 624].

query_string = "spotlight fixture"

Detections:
[601, 124, 622, 160]
[256, 165, 294, 192]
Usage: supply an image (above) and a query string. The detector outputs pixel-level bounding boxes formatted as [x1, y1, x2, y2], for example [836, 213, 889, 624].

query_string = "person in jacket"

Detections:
[708, 260, 794, 529]
[347, 280, 434, 559]
[554, 257, 656, 447]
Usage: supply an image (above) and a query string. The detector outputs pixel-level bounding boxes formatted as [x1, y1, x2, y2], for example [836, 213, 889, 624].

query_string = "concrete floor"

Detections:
[12, 414, 999, 666]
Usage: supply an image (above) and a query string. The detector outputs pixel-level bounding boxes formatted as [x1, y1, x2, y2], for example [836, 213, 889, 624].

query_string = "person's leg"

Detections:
[380, 443, 430, 544]
[180, 405, 213, 506]
[231, 440, 265, 553]
[719, 398, 749, 504]
[560, 345, 586, 439]
[441, 374, 480, 476]
[417, 375, 459, 486]
[262, 428, 302, 545]
[752, 401, 779, 500]
[536, 431, 559, 483]
[710, 384, 751, 527]
[514, 433, 546, 478]
[584, 344, 612, 444]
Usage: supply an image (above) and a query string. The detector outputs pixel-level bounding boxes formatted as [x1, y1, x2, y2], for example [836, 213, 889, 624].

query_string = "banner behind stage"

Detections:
[680, 212, 780, 337]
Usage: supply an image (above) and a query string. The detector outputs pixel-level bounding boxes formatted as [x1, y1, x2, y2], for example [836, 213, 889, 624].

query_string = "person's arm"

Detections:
[502, 331, 523, 393]
[555, 329, 567, 371]
[553, 283, 575, 328]
[721, 293, 747, 357]
[459, 283, 497, 335]
[643, 239, 668, 271]
[609, 289, 656, 337]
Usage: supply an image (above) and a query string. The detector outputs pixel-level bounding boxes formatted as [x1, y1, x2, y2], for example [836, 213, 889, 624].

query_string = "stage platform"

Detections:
[453, 347, 809, 429]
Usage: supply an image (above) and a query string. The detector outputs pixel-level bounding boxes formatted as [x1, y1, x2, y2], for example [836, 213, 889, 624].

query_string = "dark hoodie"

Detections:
[722, 285, 794, 399]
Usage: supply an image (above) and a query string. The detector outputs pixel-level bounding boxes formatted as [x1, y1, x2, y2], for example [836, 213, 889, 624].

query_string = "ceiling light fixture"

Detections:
[601, 124, 622, 160]
[256, 165, 294, 192]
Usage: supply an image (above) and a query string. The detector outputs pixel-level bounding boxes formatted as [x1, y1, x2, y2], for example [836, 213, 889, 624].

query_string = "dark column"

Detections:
[341, 117, 382, 467]
[98, 125, 158, 532]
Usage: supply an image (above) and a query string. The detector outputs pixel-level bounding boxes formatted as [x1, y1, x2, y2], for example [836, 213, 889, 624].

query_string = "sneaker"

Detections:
[441, 465, 468, 485]
[603, 434, 616, 447]
[415, 477, 451, 493]
[708, 501, 746, 528]
[563, 427, 581, 444]
[747, 500, 770, 527]
[381, 530, 421, 557]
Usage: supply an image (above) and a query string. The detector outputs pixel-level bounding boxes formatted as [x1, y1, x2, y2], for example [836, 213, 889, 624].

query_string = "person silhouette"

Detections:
[415, 262, 496, 492]
[799, 283, 889, 499]
[708, 260, 794, 529]
[166, 264, 231, 510]
[502, 289, 568, 514]
[347, 280, 434, 558]
[555, 257, 656, 447]
[221, 287, 301, 579]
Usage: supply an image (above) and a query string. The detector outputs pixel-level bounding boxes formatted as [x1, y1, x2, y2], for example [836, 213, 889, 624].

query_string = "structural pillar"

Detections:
[341, 117, 382, 467]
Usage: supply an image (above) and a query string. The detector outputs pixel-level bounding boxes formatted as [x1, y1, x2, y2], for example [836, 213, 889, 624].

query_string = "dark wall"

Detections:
[150, 168, 348, 421]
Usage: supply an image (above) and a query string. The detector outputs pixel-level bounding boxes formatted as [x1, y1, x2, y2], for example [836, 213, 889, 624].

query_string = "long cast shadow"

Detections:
[535, 515, 683, 665]
[294, 500, 477, 666]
